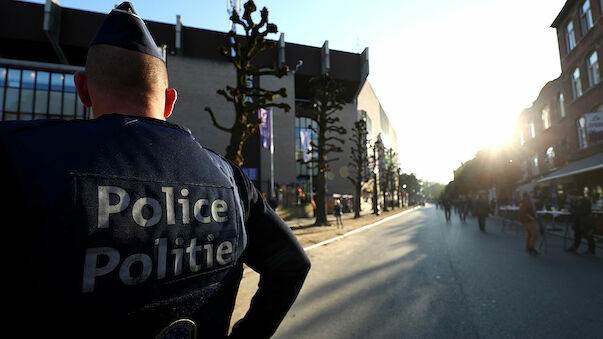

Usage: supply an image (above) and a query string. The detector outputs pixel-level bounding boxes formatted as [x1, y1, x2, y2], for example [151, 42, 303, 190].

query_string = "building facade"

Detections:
[0, 0, 397, 211]
[514, 0, 602, 209]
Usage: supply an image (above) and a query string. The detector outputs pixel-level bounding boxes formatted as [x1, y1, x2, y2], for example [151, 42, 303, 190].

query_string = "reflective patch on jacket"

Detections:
[74, 174, 242, 295]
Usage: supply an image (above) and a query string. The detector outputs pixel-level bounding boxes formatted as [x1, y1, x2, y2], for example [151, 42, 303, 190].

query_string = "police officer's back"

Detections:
[0, 3, 310, 338]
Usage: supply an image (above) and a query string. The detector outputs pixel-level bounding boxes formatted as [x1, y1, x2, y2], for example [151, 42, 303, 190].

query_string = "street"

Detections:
[256, 204, 603, 339]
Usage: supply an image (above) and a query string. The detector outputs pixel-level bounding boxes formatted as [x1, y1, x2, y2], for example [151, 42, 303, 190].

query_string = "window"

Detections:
[530, 121, 536, 139]
[572, 67, 583, 99]
[532, 154, 539, 176]
[0, 68, 5, 119]
[565, 21, 576, 53]
[19, 70, 35, 117]
[546, 146, 555, 168]
[558, 93, 566, 119]
[34, 71, 49, 116]
[295, 116, 318, 177]
[522, 160, 528, 180]
[577, 116, 588, 149]
[4, 69, 20, 119]
[587, 51, 600, 87]
[580, 0, 594, 34]
[541, 105, 550, 130]
[519, 130, 525, 145]
[0, 66, 90, 121]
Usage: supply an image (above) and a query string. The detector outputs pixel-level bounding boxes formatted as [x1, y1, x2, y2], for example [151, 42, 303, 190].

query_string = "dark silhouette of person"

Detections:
[475, 193, 490, 231]
[566, 190, 596, 255]
[0, 3, 309, 338]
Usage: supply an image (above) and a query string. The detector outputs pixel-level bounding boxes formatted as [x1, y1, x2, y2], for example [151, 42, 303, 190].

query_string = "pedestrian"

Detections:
[459, 195, 469, 223]
[476, 192, 490, 231]
[0, 3, 310, 338]
[442, 197, 452, 222]
[519, 192, 539, 255]
[334, 199, 344, 228]
[490, 198, 497, 216]
[344, 198, 350, 214]
[566, 189, 596, 255]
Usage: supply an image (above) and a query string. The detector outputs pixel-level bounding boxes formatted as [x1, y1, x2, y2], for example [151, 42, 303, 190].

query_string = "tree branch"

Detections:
[204, 107, 233, 132]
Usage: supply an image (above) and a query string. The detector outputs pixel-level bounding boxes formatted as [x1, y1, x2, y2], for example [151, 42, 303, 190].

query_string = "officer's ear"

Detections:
[74, 71, 92, 107]
[164, 88, 177, 119]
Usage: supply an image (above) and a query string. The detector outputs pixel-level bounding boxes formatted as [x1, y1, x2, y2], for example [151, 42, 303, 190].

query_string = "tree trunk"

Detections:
[225, 123, 245, 166]
[224, 73, 248, 166]
[354, 181, 361, 218]
[314, 169, 329, 225]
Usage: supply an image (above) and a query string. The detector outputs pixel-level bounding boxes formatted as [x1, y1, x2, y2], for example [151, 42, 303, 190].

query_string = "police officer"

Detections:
[0, 2, 310, 338]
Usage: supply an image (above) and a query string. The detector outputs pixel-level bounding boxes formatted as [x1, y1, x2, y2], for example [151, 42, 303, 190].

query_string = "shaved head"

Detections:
[76, 44, 176, 119]
[86, 44, 168, 99]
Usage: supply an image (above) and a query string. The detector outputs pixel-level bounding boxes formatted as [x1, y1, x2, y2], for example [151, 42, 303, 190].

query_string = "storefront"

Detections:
[538, 152, 603, 237]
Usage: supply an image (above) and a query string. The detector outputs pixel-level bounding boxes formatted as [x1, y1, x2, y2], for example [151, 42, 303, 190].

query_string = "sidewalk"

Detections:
[283, 207, 414, 249]
[284, 211, 356, 228]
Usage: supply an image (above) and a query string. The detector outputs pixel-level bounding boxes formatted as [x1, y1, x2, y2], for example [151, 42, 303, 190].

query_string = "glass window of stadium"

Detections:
[0, 66, 92, 121]
[295, 116, 318, 177]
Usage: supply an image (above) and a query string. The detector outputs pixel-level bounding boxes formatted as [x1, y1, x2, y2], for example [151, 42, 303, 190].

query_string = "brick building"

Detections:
[0, 0, 398, 210]
[514, 0, 602, 209]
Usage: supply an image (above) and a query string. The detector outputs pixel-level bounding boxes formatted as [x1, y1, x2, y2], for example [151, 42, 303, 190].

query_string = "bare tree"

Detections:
[347, 118, 370, 218]
[381, 147, 398, 210]
[304, 73, 347, 225]
[204, 0, 290, 165]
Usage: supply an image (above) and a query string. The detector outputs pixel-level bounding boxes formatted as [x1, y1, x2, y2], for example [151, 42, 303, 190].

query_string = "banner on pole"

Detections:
[258, 108, 271, 149]
[300, 130, 312, 163]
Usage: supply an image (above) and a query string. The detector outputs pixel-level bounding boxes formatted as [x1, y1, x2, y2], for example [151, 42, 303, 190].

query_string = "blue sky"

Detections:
[23, 0, 568, 184]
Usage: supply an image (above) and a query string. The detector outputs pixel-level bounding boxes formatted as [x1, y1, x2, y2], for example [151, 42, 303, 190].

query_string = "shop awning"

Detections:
[538, 153, 603, 183]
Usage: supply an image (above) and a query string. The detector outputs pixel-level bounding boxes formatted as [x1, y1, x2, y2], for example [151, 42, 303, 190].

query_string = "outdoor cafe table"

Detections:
[536, 210, 572, 250]
[498, 206, 519, 231]
[536, 210, 571, 230]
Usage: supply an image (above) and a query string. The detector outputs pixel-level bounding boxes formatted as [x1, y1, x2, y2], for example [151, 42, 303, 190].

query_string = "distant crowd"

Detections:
[436, 191, 597, 256]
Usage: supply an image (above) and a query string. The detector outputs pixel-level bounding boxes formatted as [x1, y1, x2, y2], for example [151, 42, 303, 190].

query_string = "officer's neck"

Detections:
[92, 100, 165, 121]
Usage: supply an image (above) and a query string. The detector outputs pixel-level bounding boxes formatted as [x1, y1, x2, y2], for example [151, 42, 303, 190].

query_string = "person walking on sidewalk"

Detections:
[566, 190, 596, 255]
[334, 199, 344, 229]
[519, 192, 539, 255]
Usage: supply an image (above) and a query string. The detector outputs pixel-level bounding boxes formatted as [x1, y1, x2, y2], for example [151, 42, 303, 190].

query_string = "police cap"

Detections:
[89, 2, 165, 63]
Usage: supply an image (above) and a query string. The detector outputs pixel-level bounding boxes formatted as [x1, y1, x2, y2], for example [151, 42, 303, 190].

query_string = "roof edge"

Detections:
[551, 0, 575, 28]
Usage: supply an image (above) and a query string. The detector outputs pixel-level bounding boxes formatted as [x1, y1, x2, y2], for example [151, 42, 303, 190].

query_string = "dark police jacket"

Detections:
[0, 114, 310, 339]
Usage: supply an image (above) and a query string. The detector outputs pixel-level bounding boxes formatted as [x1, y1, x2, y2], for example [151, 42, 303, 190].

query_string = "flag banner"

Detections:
[258, 108, 271, 149]
[300, 130, 312, 163]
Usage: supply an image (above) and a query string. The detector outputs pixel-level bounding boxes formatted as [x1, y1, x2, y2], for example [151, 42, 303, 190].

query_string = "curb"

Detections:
[302, 206, 422, 251]
[243, 206, 422, 276]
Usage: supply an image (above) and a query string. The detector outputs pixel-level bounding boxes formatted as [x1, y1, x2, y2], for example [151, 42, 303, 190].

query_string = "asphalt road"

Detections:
[270, 204, 603, 339]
